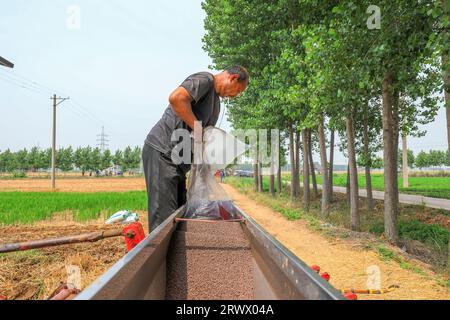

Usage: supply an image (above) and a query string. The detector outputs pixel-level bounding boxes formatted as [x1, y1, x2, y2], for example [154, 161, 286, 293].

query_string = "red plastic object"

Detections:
[344, 293, 358, 300]
[219, 204, 232, 220]
[122, 222, 145, 251]
[49, 285, 80, 300]
[320, 272, 330, 282]
[310, 265, 321, 273]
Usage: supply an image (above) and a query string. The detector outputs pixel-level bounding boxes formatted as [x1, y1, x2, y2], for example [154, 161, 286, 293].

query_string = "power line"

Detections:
[0, 72, 109, 129]
[108, 0, 162, 36]
[66, 100, 101, 124]
[0, 74, 50, 96]
[64, 103, 86, 120]
[0, 69, 67, 96]
[0, 69, 113, 131]
[70, 98, 105, 126]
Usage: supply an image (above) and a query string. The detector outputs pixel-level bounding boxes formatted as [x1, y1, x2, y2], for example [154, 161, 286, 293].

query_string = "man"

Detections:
[220, 169, 225, 183]
[143, 66, 249, 232]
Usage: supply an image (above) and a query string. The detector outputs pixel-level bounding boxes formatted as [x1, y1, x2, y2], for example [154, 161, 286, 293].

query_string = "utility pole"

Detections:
[51, 94, 70, 191]
[96, 126, 109, 153]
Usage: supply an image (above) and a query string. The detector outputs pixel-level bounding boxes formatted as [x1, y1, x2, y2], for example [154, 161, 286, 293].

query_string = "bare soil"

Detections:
[0, 177, 146, 192]
[0, 212, 149, 300]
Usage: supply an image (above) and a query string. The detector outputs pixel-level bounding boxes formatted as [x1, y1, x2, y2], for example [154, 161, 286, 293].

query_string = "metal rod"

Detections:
[0, 229, 122, 253]
[174, 218, 245, 223]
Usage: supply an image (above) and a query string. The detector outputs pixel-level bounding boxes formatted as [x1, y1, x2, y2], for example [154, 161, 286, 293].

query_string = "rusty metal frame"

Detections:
[75, 207, 185, 300]
[236, 206, 344, 300]
[174, 217, 245, 223]
[76, 205, 344, 300]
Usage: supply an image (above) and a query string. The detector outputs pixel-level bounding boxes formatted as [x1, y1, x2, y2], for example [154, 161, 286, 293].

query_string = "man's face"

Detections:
[221, 73, 248, 98]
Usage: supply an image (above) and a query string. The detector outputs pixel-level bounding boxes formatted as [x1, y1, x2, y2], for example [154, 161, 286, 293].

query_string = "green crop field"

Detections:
[0, 191, 147, 225]
[278, 174, 450, 200]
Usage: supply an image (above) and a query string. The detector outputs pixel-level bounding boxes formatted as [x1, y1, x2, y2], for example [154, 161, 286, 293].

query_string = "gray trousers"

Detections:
[142, 144, 189, 232]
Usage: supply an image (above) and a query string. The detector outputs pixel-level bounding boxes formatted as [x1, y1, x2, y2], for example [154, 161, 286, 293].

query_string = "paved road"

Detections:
[331, 186, 450, 211]
[289, 182, 450, 211]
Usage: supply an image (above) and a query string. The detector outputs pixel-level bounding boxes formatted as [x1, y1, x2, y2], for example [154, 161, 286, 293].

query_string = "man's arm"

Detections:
[169, 86, 198, 130]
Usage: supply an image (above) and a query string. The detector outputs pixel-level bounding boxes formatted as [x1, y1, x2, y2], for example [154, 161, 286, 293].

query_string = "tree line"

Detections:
[415, 149, 450, 168]
[202, 0, 449, 243]
[0, 146, 142, 174]
[355, 148, 449, 168]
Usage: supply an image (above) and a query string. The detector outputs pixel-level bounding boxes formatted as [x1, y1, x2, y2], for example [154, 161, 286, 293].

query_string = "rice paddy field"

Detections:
[0, 176, 148, 225]
[0, 191, 147, 225]
[0, 177, 149, 299]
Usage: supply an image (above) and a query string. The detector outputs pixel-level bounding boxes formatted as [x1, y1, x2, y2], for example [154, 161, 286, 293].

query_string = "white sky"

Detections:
[0, 0, 448, 165]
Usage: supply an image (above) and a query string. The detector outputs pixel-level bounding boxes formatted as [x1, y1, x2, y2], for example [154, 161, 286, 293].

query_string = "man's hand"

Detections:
[169, 87, 198, 130]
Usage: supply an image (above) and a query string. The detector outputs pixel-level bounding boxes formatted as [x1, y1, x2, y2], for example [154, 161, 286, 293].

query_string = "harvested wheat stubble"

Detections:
[165, 221, 254, 300]
[0, 213, 149, 300]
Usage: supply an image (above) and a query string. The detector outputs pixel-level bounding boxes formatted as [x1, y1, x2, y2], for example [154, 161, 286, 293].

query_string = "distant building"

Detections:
[102, 165, 123, 176]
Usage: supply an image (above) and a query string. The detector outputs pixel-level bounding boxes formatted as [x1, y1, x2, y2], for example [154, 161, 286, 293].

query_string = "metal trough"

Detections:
[75, 206, 344, 300]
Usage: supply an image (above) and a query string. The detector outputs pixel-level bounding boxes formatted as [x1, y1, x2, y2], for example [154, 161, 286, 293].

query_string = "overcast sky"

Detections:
[0, 0, 448, 165]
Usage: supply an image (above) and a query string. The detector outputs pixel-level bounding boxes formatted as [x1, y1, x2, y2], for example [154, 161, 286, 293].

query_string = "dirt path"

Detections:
[221, 183, 450, 300]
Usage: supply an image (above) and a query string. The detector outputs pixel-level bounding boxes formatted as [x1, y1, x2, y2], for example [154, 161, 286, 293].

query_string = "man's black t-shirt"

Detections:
[145, 72, 220, 156]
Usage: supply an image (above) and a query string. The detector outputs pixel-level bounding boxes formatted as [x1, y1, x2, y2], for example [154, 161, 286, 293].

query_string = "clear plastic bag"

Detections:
[183, 127, 247, 220]
[184, 164, 240, 220]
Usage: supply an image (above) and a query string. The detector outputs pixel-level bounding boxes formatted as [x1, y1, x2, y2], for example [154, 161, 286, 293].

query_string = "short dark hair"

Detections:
[225, 65, 249, 83]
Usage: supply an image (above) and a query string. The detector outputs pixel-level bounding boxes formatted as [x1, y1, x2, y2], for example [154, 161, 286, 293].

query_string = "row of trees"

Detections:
[415, 149, 450, 168]
[357, 149, 450, 168]
[202, 0, 449, 243]
[0, 146, 142, 174]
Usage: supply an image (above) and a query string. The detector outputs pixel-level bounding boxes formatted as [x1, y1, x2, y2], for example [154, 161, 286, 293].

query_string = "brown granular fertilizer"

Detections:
[165, 221, 254, 300]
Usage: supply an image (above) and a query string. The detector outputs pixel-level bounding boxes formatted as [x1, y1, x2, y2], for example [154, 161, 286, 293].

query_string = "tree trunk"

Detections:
[329, 130, 334, 202]
[363, 112, 374, 212]
[269, 145, 275, 197]
[269, 174, 275, 196]
[346, 164, 350, 205]
[393, 89, 400, 214]
[253, 162, 259, 192]
[289, 123, 296, 200]
[308, 129, 318, 198]
[402, 134, 409, 188]
[442, 54, 450, 165]
[346, 114, 360, 231]
[301, 129, 310, 211]
[382, 72, 398, 243]
[446, 93, 450, 165]
[277, 159, 282, 196]
[318, 118, 330, 217]
[259, 162, 263, 192]
[294, 129, 301, 197]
